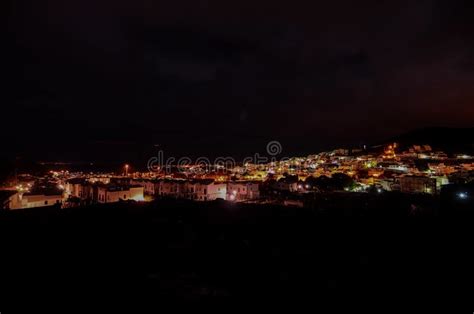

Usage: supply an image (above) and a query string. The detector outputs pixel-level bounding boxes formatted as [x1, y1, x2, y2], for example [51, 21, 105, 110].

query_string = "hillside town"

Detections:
[1, 143, 473, 210]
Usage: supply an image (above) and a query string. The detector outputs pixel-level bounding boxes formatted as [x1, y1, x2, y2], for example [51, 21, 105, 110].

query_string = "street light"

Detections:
[125, 164, 129, 176]
[457, 192, 468, 200]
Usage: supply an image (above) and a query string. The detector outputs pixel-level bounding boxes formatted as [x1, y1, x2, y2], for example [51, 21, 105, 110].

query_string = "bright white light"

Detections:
[131, 195, 145, 201]
[377, 188, 382, 193]
[305, 184, 310, 189]
[458, 192, 468, 199]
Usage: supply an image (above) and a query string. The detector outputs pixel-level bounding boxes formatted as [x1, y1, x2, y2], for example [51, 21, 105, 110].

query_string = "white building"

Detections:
[227, 182, 260, 201]
[131, 179, 156, 195]
[152, 179, 226, 201]
[65, 179, 94, 200]
[154, 180, 184, 198]
[17, 193, 63, 209]
[65, 179, 83, 198]
[194, 181, 226, 201]
[97, 185, 144, 203]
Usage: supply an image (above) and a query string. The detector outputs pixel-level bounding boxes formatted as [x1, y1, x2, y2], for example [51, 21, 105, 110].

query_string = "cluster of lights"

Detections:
[15, 183, 32, 192]
[13, 141, 469, 207]
[16, 185, 26, 192]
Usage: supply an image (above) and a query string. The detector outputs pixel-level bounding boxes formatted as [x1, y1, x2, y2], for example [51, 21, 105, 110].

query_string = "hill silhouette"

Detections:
[381, 127, 474, 153]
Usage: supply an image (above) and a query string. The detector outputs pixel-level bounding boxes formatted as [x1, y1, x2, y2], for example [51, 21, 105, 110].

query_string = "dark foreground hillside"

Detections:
[1, 198, 473, 309]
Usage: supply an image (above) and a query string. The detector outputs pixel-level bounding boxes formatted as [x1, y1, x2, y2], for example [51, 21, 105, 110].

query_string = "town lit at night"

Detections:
[2, 0, 474, 308]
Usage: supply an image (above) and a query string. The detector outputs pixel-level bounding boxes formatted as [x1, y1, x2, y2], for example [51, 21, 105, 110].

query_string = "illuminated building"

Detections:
[227, 182, 260, 201]
[154, 179, 184, 198]
[16, 193, 63, 209]
[382, 143, 397, 159]
[97, 185, 144, 203]
[130, 179, 157, 195]
[400, 176, 437, 194]
[65, 178, 90, 199]
[194, 180, 226, 201]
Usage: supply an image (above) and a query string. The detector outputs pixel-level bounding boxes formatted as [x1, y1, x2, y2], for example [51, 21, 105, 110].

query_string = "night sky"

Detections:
[4, 0, 474, 163]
